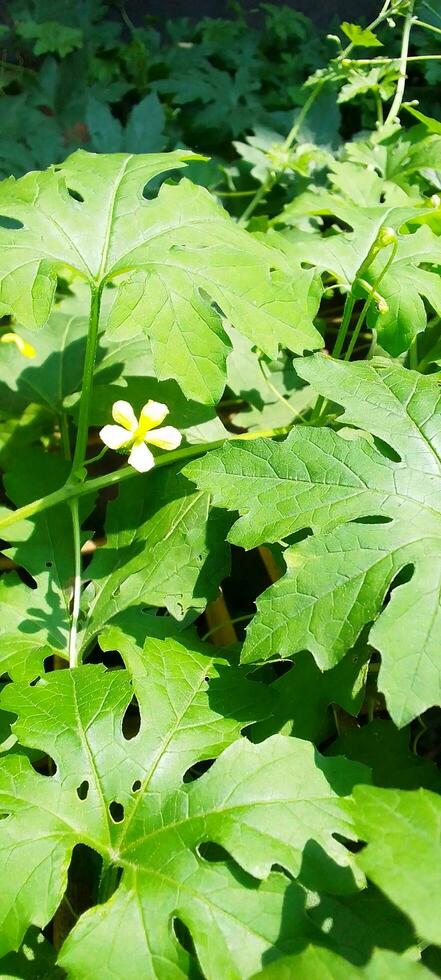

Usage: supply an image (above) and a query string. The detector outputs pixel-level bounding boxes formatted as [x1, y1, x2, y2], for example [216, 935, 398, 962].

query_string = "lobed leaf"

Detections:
[0, 630, 368, 976]
[185, 355, 441, 726]
[0, 150, 322, 403]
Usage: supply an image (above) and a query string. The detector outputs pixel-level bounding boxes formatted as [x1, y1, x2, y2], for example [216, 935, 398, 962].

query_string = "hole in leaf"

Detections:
[197, 841, 230, 863]
[351, 515, 392, 525]
[142, 171, 181, 200]
[372, 436, 401, 462]
[109, 801, 125, 823]
[122, 695, 141, 741]
[76, 780, 89, 800]
[172, 917, 196, 956]
[0, 215, 24, 230]
[183, 758, 215, 784]
[132, 779, 141, 793]
[283, 526, 313, 548]
[384, 563, 415, 610]
[67, 187, 84, 203]
[333, 831, 366, 853]
[45, 560, 53, 568]
[31, 754, 57, 777]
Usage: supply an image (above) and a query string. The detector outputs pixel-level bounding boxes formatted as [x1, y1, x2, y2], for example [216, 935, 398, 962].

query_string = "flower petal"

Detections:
[112, 400, 137, 431]
[99, 424, 131, 450]
[146, 426, 182, 451]
[128, 441, 155, 473]
[1, 332, 36, 359]
[138, 400, 169, 436]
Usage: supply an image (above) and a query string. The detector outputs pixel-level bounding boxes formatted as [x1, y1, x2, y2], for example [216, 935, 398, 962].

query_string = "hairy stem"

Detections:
[67, 284, 103, 666]
[384, 0, 415, 129]
[258, 358, 300, 417]
[70, 285, 102, 477]
[310, 292, 356, 423]
[345, 241, 398, 361]
[68, 500, 82, 668]
[414, 17, 441, 37]
[0, 425, 292, 535]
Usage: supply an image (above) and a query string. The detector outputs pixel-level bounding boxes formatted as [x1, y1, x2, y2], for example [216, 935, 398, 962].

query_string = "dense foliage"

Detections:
[1, 0, 441, 977]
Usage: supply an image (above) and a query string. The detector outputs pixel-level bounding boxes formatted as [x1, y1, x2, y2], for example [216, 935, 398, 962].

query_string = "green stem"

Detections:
[414, 17, 441, 37]
[344, 53, 441, 65]
[238, 175, 273, 226]
[0, 425, 291, 535]
[345, 242, 398, 361]
[258, 358, 299, 417]
[310, 292, 356, 423]
[85, 446, 108, 467]
[202, 613, 253, 641]
[60, 413, 71, 461]
[70, 285, 102, 478]
[332, 294, 357, 359]
[374, 89, 384, 127]
[383, 1, 415, 130]
[215, 190, 256, 198]
[239, 82, 325, 225]
[68, 500, 82, 668]
[66, 284, 102, 667]
[282, 81, 325, 151]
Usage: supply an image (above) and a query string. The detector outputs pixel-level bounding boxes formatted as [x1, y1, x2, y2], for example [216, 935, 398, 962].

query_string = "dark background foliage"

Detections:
[126, 0, 378, 27]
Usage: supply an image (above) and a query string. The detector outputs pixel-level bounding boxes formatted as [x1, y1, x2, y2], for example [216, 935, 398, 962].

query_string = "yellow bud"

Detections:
[1, 332, 36, 358]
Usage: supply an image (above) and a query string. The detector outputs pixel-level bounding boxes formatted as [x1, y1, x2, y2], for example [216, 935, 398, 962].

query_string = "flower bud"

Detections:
[1, 332, 36, 358]
[431, 194, 441, 208]
[376, 226, 396, 248]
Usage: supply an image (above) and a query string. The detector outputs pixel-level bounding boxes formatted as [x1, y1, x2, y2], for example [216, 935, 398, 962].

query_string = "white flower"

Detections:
[99, 399, 182, 473]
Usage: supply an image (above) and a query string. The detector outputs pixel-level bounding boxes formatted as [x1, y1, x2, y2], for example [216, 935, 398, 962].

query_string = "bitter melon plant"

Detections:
[1, 2, 441, 978]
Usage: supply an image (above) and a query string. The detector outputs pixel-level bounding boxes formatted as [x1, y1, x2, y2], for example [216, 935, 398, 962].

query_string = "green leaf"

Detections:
[269, 198, 440, 354]
[307, 884, 418, 969]
[0, 311, 88, 416]
[0, 636, 367, 974]
[224, 324, 316, 430]
[254, 947, 432, 978]
[328, 719, 441, 792]
[338, 67, 395, 104]
[341, 22, 383, 47]
[0, 150, 322, 403]
[0, 449, 93, 674]
[185, 355, 441, 726]
[86, 96, 123, 153]
[124, 93, 166, 152]
[251, 647, 370, 745]
[0, 928, 62, 980]
[81, 464, 231, 653]
[352, 785, 441, 947]
[402, 103, 441, 135]
[16, 20, 83, 57]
